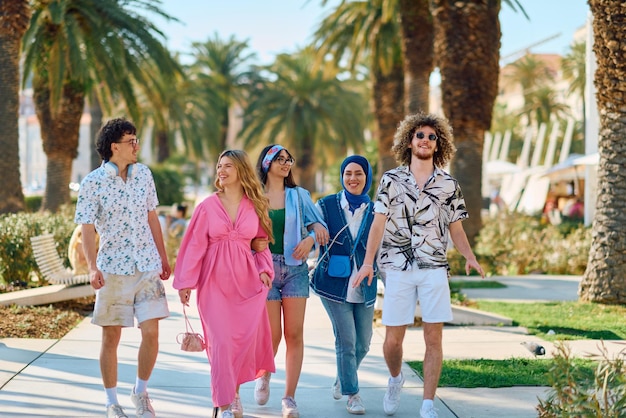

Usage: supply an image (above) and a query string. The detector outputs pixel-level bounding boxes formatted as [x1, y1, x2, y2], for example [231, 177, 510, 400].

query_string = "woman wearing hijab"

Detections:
[310, 155, 379, 415]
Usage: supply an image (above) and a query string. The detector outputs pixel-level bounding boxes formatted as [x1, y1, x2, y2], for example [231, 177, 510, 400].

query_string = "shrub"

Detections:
[448, 212, 591, 276]
[0, 207, 76, 286]
[151, 165, 184, 206]
[537, 341, 626, 417]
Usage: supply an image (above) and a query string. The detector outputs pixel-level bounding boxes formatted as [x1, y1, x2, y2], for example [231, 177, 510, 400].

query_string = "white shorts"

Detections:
[92, 269, 169, 327]
[382, 266, 452, 325]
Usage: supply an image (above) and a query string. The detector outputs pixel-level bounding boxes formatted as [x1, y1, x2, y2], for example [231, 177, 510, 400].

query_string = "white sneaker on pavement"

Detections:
[106, 404, 128, 418]
[281, 396, 300, 418]
[131, 387, 155, 418]
[420, 404, 439, 418]
[231, 395, 243, 418]
[332, 379, 342, 400]
[383, 372, 405, 416]
[254, 373, 271, 405]
[346, 394, 365, 415]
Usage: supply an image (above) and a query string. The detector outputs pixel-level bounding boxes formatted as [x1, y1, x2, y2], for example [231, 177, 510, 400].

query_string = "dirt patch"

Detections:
[0, 296, 95, 339]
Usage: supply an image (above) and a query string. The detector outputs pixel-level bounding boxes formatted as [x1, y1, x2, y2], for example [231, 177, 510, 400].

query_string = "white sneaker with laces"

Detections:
[281, 396, 300, 418]
[131, 388, 155, 418]
[230, 395, 243, 418]
[254, 373, 271, 405]
[420, 404, 439, 418]
[332, 379, 342, 400]
[221, 410, 234, 418]
[383, 372, 405, 416]
[346, 394, 365, 415]
[106, 404, 128, 418]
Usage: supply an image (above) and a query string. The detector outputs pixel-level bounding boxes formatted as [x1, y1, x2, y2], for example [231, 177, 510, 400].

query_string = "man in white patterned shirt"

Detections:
[354, 112, 484, 418]
[75, 118, 170, 418]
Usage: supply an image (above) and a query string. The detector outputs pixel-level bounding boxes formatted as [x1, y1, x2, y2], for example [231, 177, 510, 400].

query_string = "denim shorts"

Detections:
[267, 254, 310, 300]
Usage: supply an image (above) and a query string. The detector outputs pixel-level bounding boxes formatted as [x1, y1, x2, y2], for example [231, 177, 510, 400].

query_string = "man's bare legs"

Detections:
[383, 325, 407, 376]
[101, 326, 122, 388]
[421, 322, 443, 400]
[137, 318, 159, 381]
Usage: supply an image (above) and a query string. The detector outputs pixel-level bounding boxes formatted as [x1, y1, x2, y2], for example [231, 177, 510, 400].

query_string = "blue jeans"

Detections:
[320, 297, 374, 395]
[267, 254, 310, 300]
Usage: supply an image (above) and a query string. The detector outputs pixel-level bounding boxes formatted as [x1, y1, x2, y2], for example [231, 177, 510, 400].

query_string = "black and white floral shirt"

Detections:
[74, 162, 162, 275]
[373, 165, 468, 271]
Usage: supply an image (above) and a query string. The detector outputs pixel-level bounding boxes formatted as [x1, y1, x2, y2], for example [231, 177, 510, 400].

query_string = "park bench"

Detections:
[30, 234, 90, 286]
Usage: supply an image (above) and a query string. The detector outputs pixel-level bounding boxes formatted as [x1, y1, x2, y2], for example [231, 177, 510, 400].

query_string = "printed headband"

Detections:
[261, 145, 285, 173]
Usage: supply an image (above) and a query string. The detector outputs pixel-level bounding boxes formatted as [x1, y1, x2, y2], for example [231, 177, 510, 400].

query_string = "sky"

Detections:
[153, 0, 590, 66]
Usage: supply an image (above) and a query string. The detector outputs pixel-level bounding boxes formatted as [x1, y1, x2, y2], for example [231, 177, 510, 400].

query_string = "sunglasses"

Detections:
[415, 131, 438, 141]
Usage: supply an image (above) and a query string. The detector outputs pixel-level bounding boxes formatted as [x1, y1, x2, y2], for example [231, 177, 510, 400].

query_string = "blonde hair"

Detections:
[214, 150, 274, 242]
[391, 112, 456, 168]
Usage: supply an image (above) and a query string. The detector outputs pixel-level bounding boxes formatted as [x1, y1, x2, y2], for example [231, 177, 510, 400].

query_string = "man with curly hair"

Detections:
[354, 112, 484, 418]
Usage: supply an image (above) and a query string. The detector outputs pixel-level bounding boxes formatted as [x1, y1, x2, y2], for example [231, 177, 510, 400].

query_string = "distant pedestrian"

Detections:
[310, 155, 379, 415]
[75, 117, 171, 418]
[354, 112, 485, 418]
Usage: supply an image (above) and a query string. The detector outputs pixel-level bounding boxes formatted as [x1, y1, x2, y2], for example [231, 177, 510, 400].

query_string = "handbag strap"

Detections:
[183, 305, 198, 334]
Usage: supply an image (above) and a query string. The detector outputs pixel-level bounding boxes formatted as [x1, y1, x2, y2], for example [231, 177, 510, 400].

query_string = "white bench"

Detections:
[30, 234, 90, 285]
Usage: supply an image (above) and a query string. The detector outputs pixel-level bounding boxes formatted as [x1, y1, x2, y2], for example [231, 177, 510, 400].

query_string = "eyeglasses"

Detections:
[415, 131, 438, 141]
[117, 138, 139, 147]
[275, 156, 295, 166]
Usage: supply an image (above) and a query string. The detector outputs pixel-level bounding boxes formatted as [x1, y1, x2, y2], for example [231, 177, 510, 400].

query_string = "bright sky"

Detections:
[154, 0, 590, 66]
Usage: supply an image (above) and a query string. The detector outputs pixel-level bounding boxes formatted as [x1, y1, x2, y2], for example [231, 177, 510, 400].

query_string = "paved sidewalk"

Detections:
[1, 275, 624, 417]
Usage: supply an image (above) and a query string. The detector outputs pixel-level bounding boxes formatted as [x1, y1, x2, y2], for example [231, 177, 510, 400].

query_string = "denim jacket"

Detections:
[282, 186, 327, 266]
[311, 192, 378, 307]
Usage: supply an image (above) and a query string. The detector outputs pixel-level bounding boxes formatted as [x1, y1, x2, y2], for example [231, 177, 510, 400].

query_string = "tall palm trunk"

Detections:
[296, 137, 316, 193]
[0, 0, 30, 214]
[33, 79, 85, 212]
[373, 63, 405, 178]
[578, 0, 626, 304]
[398, 0, 434, 114]
[432, 0, 501, 245]
[89, 92, 102, 170]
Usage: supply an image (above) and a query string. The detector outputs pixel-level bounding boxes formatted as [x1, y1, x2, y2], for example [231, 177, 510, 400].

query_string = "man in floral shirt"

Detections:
[354, 112, 484, 418]
[75, 118, 170, 418]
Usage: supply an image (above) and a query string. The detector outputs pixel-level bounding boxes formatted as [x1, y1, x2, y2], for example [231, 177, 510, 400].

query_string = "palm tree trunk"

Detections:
[432, 0, 501, 245]
[373, 63, 405, 179]
[578, 0, 626, 304]
[399, 0, 434, 114]
[0, 0, 30, 214]
[297, 137, 316, 193]
[156, 130, 169, 163]
[89, 92, 103, 170]
[33, 80, 85, 212]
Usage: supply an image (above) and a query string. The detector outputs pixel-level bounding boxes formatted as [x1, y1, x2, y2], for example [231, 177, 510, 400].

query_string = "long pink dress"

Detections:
[173, 194, 275, 407]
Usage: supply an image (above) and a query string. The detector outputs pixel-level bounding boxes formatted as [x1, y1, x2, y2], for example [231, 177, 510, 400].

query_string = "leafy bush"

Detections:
[537, 341, 626, 417]
[0, 207, 76, 286]
[448, 213, 591, 276]
[151, 165, 184, 206]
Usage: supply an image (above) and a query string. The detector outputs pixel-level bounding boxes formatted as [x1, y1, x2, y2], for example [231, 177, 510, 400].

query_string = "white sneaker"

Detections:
[281, 396, 300, 418]
[221, 410, 234, 418]
[254, 373, 271, 405]
[332, 379, 342, 400]
[231, 395, 243, 418]
[383, 372, 405, 415]
[420, 404, 439, 418]
[346, 394, 365, 415]
[106, 404, 128, 418]
[131, 388, 155, 418]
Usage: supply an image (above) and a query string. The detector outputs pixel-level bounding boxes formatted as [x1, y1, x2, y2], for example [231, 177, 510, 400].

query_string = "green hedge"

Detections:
[151, 165, 184, 206]
[0, 207, 76, 286]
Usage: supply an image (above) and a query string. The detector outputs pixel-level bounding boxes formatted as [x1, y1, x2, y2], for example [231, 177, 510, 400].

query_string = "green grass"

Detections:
[475, 301, 626, 340]
[408, 358, 596, 388]
[449, 280, 506, 290]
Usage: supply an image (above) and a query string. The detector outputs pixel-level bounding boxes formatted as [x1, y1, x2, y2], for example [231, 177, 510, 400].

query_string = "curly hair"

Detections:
[391, 112, 456, 168]
[214, 150, 274, 243]
[96, 118, 136, 162]
[255, 144, 297, 188]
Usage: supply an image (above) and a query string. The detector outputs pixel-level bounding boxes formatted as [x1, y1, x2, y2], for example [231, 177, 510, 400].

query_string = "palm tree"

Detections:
[431, 0, 503, 244]
[189, 34, 257, 157]
[579, 0, 626, 305]
[398, 0, 434, 114]
[314, 0, 404, 178]
[22, 0, 179, 212]
[240, 50, 368, 192]
[561, 41, 586, 131]
[0, 0, 30, 214]
[519, 86, 570, 127]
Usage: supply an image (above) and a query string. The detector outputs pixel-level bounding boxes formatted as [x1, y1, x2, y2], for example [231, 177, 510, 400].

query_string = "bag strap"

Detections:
[183, 306, 198, 334]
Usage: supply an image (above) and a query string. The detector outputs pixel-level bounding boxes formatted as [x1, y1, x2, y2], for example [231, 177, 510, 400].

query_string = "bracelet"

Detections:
[362, 264, 373, 268]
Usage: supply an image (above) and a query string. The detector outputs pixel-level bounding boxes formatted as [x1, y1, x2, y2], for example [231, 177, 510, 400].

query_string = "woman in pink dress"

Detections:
[174, 150, 275, 418]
